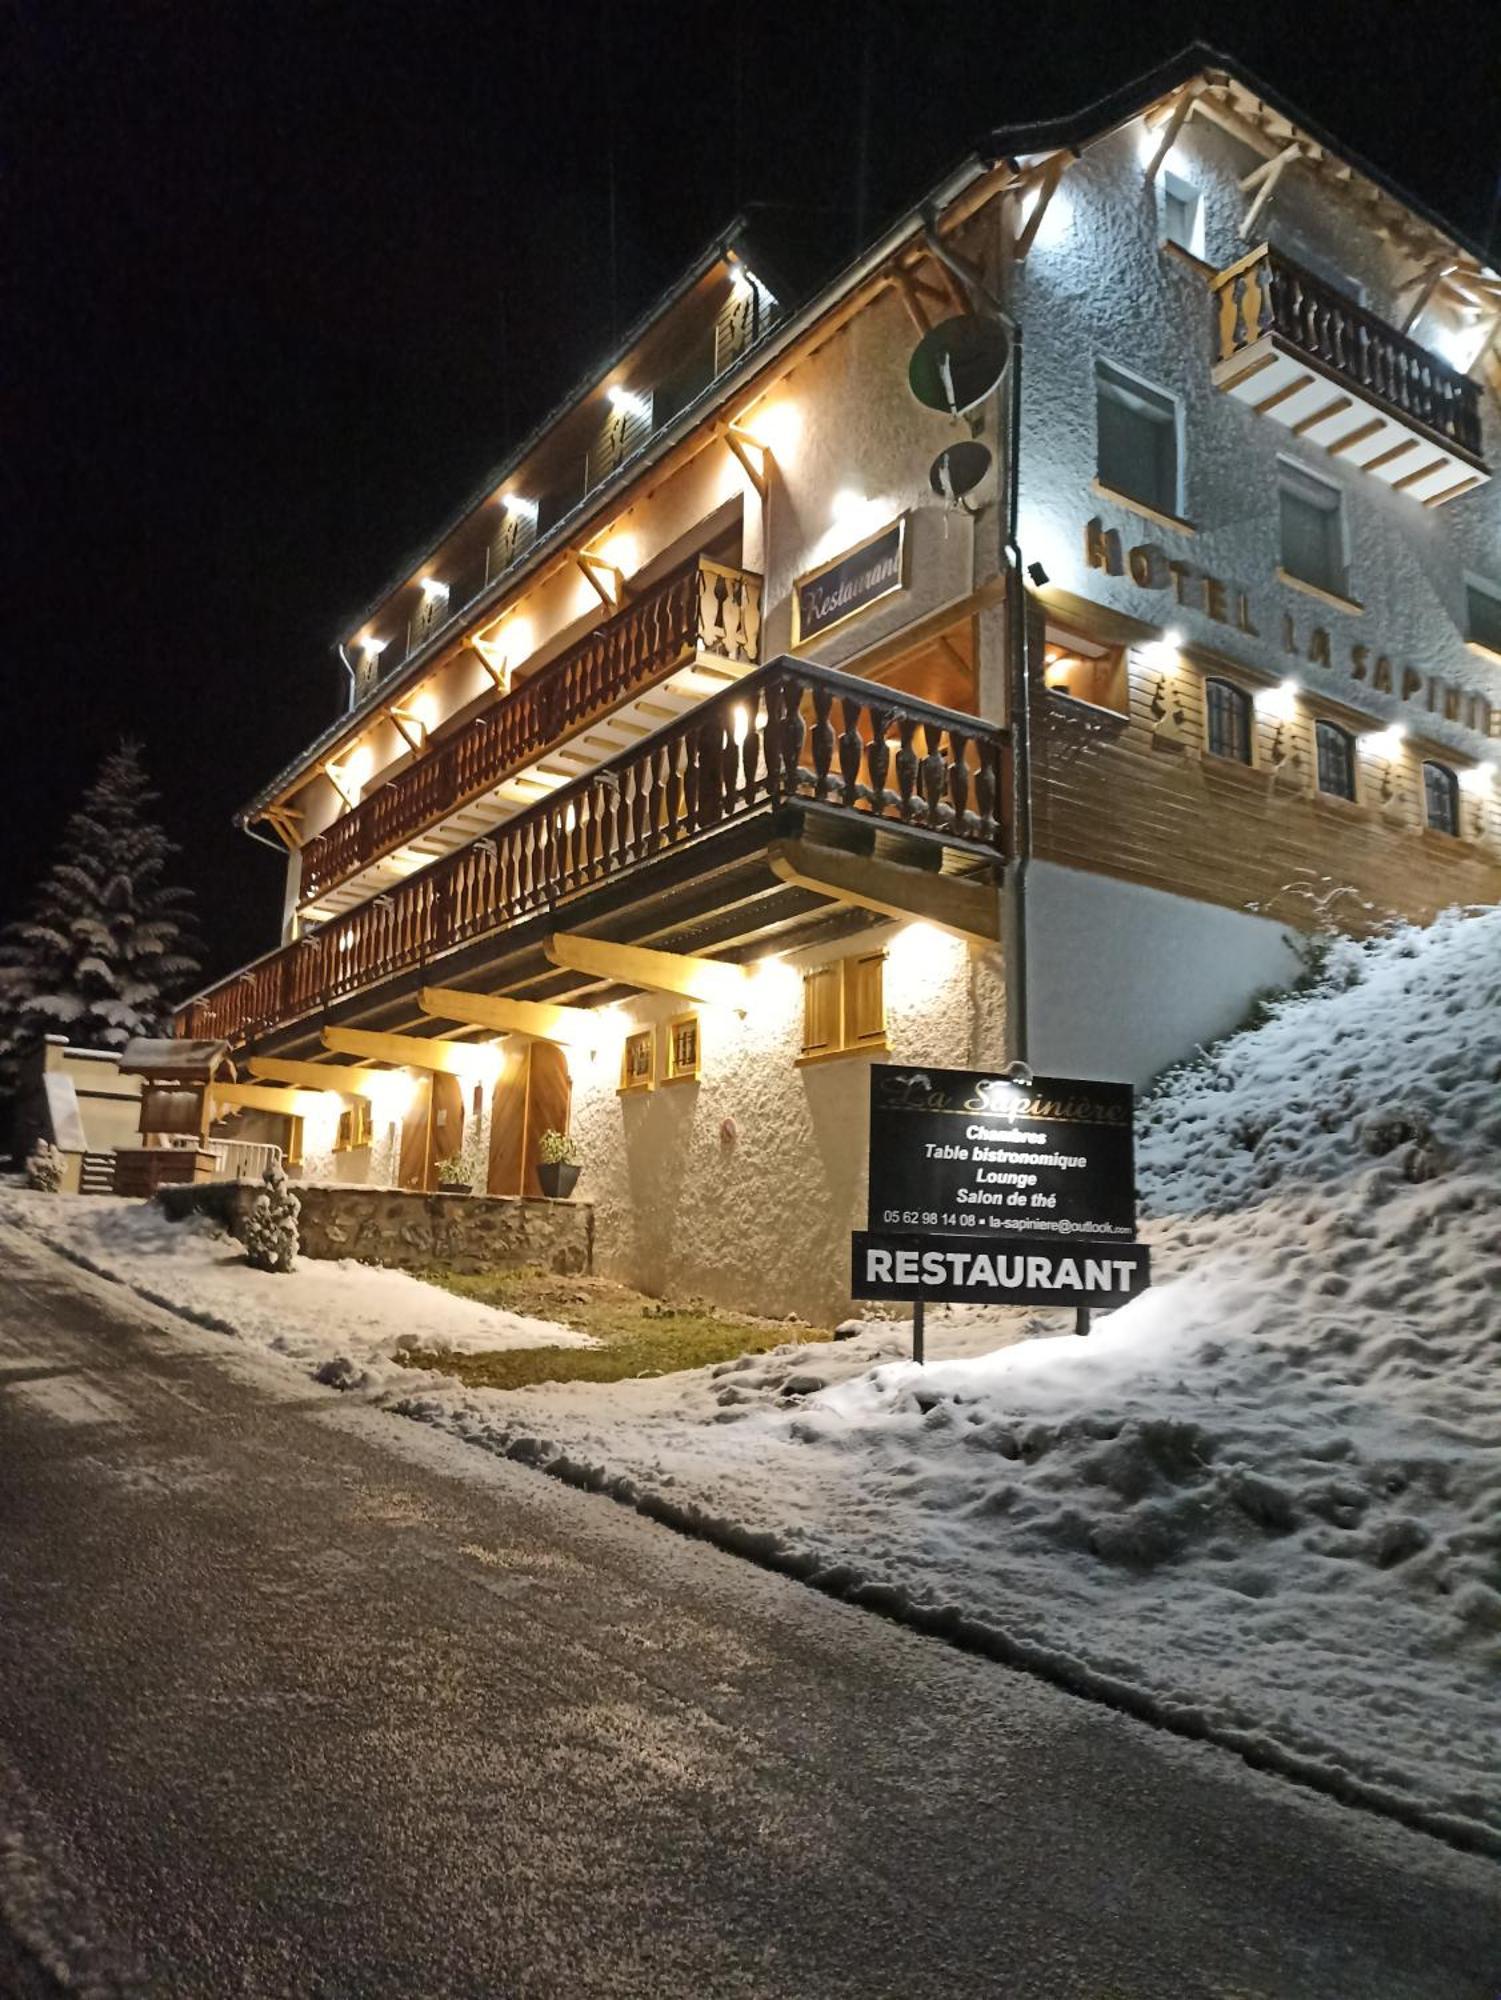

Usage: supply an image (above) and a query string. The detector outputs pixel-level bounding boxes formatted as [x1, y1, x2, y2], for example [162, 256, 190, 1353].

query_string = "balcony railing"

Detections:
[301, 555, 763, 905]
[1211, 245, 1484, 462]
[179, 661, 1006, 1047]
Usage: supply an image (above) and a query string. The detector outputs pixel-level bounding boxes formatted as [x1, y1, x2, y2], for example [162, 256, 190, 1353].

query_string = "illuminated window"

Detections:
[1423, 761, 1459, 836]
[334, 1099, 374, 1152]
[664, 1013, 701, 1084]
[1315, 720, 1357, 801]
[1096, 360, 1180, 517]
[1279, 460, 1348, 598]
[1159, 170, 1204, 258]
[1043, 626, 1128, 716]
[1205, 678, 1252, 764]
[619, 1028, 655, 1093]
[799, 952, 888, 1065]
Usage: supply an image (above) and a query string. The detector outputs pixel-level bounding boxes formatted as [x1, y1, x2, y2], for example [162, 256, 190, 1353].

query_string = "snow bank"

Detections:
[0, 1193, 591, 1378]
[388, 910, 1501, 1846]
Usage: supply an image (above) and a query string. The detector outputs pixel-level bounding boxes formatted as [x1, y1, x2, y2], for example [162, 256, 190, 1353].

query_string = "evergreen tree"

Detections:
[0, 742, 200, 1086]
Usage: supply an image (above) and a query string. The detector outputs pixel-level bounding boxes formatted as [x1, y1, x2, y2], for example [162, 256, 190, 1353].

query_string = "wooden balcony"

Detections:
[177, 661, 1006, 1049]
[1210, 246, 1488, 507]
[300, 555, 763, 909]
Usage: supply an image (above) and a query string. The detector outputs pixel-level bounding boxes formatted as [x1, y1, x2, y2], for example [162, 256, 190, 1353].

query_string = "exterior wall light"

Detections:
[502, 494, 539, 521]
[419, 576, 450, 600]
[360, 634, 388, 658]
[607, 384, 648, 420]
[1254, 677, 1300, 719]
[1361, 724, 1406, 760]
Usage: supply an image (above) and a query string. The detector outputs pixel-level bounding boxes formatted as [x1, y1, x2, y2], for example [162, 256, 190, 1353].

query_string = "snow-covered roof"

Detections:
[118, 1037, 233, 1083]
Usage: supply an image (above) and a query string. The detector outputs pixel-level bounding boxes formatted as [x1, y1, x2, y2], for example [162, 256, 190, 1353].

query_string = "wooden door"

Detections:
[487, 1041, 572, 1197]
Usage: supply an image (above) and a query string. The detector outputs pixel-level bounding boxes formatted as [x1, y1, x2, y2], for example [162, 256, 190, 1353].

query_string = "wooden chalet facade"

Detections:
[176, 47, 1501, 1320]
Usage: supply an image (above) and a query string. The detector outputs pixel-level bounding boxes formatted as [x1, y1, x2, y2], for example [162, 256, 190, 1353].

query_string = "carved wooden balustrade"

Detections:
[178, 661, 1006, 1045]
[1211, 245, 1483, 461]
[300, 554, 763, 904]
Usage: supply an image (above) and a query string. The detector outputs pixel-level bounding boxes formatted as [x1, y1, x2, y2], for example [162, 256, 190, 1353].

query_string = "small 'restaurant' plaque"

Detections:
[793, 516, 907, 644]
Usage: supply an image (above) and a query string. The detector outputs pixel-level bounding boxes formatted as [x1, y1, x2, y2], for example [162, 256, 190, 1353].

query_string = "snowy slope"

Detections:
[384, 909, 1501, 1843]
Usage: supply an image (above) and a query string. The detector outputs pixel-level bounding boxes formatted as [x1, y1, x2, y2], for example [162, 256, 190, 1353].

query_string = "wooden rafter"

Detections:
[246, 1057, 378, 1098]
[1239, 143, 1302, 237]
[469, 632, 510, 691]
[1141, 80, 1204, 183]
[209, 1081, 306, 1117]
[386, 702, 429, 756]
[768, 840, 999, 944]
[321, 1025, 498, 1075]
[256, 804, 304, 851]
[320, 759, 361, 811]
[544, 932, 751, 1010]
[418, 985, 595, 1045]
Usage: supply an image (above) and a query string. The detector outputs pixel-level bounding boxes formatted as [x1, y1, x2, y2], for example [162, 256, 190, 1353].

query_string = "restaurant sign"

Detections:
[793, 516, 908, 644]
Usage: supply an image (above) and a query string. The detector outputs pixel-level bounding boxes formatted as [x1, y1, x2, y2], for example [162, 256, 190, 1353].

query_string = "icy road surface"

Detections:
[1, 1225, 1498, 1999]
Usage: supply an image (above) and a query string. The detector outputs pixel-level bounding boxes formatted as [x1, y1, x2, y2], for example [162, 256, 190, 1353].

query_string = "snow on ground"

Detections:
[3, 909, 1498, 1845]
[0, 1193, 592, 1371]
[383, 909, 1501, 1845]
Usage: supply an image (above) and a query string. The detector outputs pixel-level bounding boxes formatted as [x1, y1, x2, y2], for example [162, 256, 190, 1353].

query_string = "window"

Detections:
[1043, 627, 1128, 716]
[1278, 461, 1348, 599]
[1204, 678, 1252, 764]
[799, 952, 888, 1065]
[1466, 579, 1501, 659]
[1095, 361, 1180, 518]
[664, 1013, 701, 1084]
[334, 1099, 373, 1152]
[1423, 761, 1460, 836]
[1315, 720, 1357, 801]
[619, 1028, 655, 1093]
[1159, 170, 1204, 258]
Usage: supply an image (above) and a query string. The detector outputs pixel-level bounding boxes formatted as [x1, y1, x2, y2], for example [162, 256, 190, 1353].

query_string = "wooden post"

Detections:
[912, 1298, 925, 1366]
[1075, 1306, 1091, 1338]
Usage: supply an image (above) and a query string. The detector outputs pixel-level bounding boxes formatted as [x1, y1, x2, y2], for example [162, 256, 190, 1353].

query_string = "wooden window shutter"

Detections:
[801, 965, 841, 1058]
[489, 508, 537, 581]
[585, 393, 654, 494]
[843, 952, 887, 1048]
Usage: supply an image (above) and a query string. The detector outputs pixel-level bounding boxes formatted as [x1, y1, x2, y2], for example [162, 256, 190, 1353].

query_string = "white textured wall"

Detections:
[1026, 860, 1303, 1088]
[568, 921, 1007, 1325]
[1015, 118, 1501, 766]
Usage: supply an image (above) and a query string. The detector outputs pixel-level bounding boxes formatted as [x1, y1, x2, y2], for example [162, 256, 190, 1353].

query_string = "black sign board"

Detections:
[792, 516, 907, 644]
[868, 1065, 1136, 1242]
[852, 1232, 1150, 1308]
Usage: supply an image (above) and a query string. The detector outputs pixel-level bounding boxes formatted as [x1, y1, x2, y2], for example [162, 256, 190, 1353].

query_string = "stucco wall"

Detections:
[567, 919, 1007, 1325]
[1015, 118, 1501, 771]
[1025, 859, 1303, 1089]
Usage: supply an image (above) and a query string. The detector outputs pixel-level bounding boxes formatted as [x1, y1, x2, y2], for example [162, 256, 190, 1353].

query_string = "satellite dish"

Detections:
[908, 315, 1010, 417]
[930, 440, 993, 506]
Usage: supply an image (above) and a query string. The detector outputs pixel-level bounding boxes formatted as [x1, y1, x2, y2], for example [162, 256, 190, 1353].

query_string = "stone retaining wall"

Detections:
[157, 1181, 593, 1276]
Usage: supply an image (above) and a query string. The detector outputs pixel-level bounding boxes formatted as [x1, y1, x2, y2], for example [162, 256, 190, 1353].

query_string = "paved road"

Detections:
[1, 1225, 1499, 1999]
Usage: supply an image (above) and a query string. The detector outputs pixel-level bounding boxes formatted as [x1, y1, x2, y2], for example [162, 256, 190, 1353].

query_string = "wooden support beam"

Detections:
[544, 932, 752, 1010]
[721, 424, 768, 501]
[1141, 82, 1203, 183]
[573, 550, 626, 610]
[248, 1057, 380, 1098]
[768, 840, 1000, 944]
[387, 703, 428, 755]
[1324, 416, 1385, 458]
[209, 1081, 307, 1118]
[321, 1026, 497, 1076]
[320, 760, 361, 810]
[469, 632, 511, 690]
[1240, 144, 1301, 237]
[418, 985, 595, 1045]
[1013, 154, 1066, 260]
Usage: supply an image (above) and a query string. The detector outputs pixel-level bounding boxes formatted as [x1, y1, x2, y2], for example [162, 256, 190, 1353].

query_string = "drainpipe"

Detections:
[336, 642, 358, 711]
[920, 214, 1030, 1067]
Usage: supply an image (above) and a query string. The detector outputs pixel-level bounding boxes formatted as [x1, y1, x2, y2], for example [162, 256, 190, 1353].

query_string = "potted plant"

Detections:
[437, 1155, 472, 1197]
[536, 1129, 582, 1200]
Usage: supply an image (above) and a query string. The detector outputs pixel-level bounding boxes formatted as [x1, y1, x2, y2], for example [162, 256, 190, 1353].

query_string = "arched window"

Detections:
[1423, 761, 1459, 837]
[1315, 719, 1357, 801]
[1204, 678, 1252, 764]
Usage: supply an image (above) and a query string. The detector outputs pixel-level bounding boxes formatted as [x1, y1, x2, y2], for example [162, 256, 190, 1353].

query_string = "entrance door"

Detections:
[487, 1041, 572, 1197]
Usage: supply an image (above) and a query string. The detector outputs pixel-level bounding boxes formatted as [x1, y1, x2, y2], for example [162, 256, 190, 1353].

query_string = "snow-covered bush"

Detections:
[243, 1162, 300, 1273]
[24, 1139, 64, 1192]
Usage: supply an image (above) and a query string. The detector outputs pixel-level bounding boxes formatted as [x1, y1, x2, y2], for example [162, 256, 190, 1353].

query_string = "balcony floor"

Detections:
[1213, 335, 1488, 508]
[256, 804, 998, 1064]
[301, 651, 754, 922]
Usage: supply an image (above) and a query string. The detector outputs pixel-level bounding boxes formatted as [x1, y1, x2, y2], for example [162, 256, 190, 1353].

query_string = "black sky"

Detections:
[3, 0, 1497, 988]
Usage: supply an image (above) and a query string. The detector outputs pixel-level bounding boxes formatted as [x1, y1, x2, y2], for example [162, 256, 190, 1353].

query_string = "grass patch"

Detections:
[397, 1266, 824, 1391]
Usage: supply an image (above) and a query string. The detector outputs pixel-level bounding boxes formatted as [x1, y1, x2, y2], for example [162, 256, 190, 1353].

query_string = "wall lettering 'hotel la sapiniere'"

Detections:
[1084, 515, 1498, 743]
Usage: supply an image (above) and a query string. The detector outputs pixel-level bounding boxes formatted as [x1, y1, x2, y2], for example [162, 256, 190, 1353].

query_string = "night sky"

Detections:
[4, 0, 1497, 989]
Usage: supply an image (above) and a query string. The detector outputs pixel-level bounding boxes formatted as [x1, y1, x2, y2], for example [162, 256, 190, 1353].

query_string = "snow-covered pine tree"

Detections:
[243, 1163, 300, 1274]
[0, 742, 199, 1090]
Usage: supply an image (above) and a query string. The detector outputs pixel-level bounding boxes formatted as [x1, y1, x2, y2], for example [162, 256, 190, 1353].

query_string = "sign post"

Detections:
[853, 1064, 1150, 1359]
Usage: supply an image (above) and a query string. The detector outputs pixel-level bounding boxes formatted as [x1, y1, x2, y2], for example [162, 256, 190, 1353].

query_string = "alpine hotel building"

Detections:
[177, 50, 1501, 1321]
